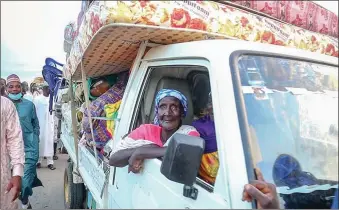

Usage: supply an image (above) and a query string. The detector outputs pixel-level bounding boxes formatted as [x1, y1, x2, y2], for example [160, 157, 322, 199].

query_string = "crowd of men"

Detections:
[0, 74, 59, 209]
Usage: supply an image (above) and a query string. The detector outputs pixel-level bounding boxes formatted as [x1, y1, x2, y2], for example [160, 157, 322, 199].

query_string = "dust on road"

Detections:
[29, 154, 68, 209]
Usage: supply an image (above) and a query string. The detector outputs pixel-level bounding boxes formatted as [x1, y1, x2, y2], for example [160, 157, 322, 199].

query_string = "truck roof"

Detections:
[144, 39, 339, 66]
[63, 1, 338, 80]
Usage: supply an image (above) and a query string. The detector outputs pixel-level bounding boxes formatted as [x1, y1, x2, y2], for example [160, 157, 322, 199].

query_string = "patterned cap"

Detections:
[7, 74, 21, 84]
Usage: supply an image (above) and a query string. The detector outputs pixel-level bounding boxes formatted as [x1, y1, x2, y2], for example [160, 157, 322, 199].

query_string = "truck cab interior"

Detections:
[133, 66, 211, 129]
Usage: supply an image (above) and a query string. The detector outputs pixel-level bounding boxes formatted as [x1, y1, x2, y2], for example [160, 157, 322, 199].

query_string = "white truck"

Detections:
[58, 1, 338, 209]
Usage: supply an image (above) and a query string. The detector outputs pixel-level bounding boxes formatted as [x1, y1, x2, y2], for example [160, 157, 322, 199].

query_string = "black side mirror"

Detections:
[160, 133, 205, 186]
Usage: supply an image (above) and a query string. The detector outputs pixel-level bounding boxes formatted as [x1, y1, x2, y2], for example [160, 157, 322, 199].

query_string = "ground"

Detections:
[23, 154, 68, 209]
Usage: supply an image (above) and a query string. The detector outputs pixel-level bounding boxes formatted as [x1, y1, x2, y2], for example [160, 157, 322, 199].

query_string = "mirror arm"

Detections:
[183, 185, 198, 200]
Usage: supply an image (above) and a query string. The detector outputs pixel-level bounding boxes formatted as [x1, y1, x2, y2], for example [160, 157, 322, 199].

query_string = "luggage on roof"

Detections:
[62, 1, 338, 80]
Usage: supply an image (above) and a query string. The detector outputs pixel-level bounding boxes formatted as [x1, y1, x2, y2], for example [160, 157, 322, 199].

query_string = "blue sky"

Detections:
[1, 1, 337, 83]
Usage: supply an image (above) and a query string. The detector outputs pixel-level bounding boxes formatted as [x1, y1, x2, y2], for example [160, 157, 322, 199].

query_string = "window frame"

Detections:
[127, 58, 217, 192]
[229, 51, 339, 208]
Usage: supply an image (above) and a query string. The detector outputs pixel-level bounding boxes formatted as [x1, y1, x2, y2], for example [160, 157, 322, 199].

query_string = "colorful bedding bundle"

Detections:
[64, 1, 338, 79]
[229, 1, 338, 38]
[104, 100, 121, 137]
[63, 1, 91, 55]
[82, 72, 128, 150]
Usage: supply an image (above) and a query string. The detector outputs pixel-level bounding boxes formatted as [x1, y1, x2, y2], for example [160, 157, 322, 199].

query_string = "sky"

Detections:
[1, 1, 338, 83]
[1, 1, 80, 83]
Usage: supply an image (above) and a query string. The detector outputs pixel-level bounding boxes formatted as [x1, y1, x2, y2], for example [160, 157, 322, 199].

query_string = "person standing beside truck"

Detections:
[22, 81, 33, 101]
[30, 83, 40, 99]
[6, 74, 42, 209]
[34, 82, 56, 170]
[0, 96, 25, 209]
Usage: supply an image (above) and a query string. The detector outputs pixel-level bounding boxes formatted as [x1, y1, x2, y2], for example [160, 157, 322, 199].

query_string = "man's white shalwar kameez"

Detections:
[33, 95, 54, 164]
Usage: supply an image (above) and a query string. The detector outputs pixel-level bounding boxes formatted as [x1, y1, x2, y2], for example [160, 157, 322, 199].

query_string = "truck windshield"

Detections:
[236, 55, 338, 209]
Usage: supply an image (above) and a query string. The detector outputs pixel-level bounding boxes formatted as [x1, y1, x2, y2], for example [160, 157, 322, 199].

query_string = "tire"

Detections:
[63, 161, 86, 209]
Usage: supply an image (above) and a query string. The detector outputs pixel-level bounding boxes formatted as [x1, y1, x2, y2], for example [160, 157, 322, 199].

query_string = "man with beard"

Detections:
[6, 74, 42, 209]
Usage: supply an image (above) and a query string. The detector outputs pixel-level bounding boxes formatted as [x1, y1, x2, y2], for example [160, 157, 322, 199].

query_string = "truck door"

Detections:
[108, 59, 233, 209]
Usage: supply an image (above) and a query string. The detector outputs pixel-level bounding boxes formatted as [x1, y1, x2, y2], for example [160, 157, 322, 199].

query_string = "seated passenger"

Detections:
[82, 72, 128, 155]
[192, 92, 219, 185]
[109, 89, 199, 173]
[110, 89, 280, 209]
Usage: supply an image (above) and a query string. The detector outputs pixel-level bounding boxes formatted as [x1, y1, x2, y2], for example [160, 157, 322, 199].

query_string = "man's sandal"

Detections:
[48, 164, 56, 170]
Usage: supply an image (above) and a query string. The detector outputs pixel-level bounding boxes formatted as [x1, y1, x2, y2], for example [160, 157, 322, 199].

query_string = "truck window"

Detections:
[130, 65, 219, 191]
[234, 55, 338, 209]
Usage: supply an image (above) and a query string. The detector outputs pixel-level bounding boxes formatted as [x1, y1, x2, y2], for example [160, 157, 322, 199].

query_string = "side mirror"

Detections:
[160, 133, 205, 186]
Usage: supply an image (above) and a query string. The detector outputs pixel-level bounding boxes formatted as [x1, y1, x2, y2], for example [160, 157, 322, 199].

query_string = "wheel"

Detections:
[63, 161, 86, 209]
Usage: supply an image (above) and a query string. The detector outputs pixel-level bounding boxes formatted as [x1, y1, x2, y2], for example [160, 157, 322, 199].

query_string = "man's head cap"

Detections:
[7, 74, 21, 84]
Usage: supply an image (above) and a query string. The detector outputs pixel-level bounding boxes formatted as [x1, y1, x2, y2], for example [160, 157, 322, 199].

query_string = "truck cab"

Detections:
[60, 39, 338, 209]
[107, 40, 338, 209]
[59, 1, 338, 209]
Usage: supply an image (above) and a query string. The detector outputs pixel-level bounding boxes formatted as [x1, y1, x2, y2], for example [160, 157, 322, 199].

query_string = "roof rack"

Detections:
[65, 24, 230, 80]
[63, 1, 338, 80]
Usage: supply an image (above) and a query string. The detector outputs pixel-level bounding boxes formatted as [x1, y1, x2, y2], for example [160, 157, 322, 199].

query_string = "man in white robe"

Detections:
[33, 82, 56, 170]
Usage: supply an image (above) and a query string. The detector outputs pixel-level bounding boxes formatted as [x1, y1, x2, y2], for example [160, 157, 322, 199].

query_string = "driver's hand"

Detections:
[242, 169, 279, 209]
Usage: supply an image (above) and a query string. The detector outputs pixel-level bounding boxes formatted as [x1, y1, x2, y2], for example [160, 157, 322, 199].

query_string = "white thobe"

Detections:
[23, 92, 33, 101]
[33, 95, 54, 157]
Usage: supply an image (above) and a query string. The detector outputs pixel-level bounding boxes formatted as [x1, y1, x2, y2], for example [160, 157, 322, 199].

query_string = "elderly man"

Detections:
[0, 96, 25, 209]
[6, 74, 42, 209]
[34, 82, 56, 170]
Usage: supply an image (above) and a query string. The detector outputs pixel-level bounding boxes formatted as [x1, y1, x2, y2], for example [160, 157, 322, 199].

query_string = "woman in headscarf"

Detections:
[6, 74, 42, 209]
[109, 89, 199, 173]
[109, 88, 281, 209]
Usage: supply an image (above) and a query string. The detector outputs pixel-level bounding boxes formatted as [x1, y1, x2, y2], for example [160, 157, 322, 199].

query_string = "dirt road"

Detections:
[28, 154, 68, 209]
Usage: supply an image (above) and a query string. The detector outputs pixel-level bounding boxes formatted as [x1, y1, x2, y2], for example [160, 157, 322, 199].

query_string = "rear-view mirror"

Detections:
[160, 133, 205, 186]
